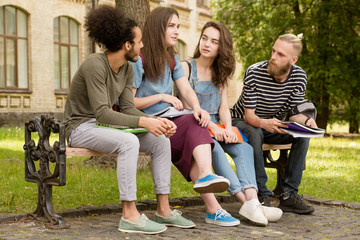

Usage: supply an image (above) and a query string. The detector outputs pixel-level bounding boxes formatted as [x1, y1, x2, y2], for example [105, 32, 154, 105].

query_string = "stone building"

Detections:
[0, 0, 241, 126]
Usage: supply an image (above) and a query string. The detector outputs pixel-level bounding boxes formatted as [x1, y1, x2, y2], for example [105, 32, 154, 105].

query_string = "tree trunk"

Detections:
[115, 0, 150, 30]
[315, 94, 330, 130]
[349, 117, 359, 133]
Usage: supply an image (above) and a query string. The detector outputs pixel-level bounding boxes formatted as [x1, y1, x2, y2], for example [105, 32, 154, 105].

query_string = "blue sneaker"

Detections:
[205, 208, 240, 226]
[193, 174, 230, 193]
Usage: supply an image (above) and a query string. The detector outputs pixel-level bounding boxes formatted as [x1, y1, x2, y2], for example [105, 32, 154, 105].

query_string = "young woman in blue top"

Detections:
[181, 21, 283, 226]
[132, 7, 239, 227]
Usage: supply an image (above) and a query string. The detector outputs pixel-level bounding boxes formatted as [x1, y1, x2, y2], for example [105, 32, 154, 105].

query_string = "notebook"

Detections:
[95, 122, 148, 133]
[208, 124, 248, 143]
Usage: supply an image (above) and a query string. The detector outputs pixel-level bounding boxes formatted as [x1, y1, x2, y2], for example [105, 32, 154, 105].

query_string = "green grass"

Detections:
[0, 125, 359, 214]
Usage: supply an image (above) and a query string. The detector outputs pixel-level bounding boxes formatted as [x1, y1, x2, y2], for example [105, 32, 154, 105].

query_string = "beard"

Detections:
[125, 47, 138, 62]
[267, 59, 292, 77]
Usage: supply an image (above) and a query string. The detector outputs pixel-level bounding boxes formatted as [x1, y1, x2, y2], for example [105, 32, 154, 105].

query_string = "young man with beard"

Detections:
[230, 34, 317, 214]
[64, 5, 194, 234]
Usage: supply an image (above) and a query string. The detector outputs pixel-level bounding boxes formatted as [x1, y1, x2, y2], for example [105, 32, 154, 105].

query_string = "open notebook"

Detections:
[153, 106, 193, 118]
[280, 121, 325, 138]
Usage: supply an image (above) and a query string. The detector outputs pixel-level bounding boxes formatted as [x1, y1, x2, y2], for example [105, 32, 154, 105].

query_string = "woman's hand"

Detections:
[209, 123, 226, 142]
[193, 107, 210, 127]
[160, 94, 183, 111]
[224, 128, 238, 144]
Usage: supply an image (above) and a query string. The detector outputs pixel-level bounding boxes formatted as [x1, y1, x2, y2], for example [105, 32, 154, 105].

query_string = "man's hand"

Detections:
[289, 114, 318, 128]
[156, 117, 177, 138]
[261, 118, 288, 134]
[305, 117, 318, 128]
[193, 107, 210, 127]
[138, 117, 172, 137]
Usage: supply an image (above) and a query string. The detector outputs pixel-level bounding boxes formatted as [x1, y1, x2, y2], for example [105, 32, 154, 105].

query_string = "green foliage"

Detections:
[212, 0, 360, 132]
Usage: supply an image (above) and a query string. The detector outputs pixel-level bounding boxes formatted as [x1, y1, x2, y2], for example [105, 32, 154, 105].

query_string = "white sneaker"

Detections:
[239, 200, 268, 226]
[262, 206, 283, 222]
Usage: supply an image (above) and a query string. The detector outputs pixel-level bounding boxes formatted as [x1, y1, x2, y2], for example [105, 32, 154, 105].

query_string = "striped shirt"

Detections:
[230, 60, 307, 120]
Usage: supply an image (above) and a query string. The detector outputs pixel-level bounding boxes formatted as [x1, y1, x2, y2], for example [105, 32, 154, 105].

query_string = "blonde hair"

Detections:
[278, 33, 303, 55]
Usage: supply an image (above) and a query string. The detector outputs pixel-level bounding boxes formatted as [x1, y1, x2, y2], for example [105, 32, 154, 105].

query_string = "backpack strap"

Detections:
[140, 52, 145, 70]
[185, 60, 191, 81]
[170, 57, 176, 73]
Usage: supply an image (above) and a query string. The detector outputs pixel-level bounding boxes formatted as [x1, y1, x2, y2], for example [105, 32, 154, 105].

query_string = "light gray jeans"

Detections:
[68, 118, 171, 201]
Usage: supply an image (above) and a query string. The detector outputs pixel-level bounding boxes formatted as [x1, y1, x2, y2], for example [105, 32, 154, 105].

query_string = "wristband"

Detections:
[305, 117, 311, 125]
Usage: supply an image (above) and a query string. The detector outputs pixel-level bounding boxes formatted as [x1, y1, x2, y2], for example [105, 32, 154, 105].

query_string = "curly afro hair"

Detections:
[84, 5, 138, 52]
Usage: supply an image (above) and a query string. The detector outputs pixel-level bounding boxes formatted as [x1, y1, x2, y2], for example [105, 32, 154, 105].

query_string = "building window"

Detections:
[54, 16, 79, 91]
[176, 39, 186, 61]
[197, 0, 209, 7]
[0, 6, 28, 90]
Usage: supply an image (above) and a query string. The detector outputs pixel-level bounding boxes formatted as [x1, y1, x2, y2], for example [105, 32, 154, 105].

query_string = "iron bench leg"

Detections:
[23, 115, 67, 228]
[263, 149, 289, 196]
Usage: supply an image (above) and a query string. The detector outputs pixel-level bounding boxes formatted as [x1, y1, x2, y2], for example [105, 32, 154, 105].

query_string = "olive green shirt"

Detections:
[64, 52, 150, 140]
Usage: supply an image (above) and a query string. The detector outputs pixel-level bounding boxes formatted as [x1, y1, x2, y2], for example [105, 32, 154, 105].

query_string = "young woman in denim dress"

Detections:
[181, 21, 283, 226]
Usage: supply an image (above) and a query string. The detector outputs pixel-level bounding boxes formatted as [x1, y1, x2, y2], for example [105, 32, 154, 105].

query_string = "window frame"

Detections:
[176, 39, 187, 61]
[53, 16, 79, 94]
[0, 5, 30, 93]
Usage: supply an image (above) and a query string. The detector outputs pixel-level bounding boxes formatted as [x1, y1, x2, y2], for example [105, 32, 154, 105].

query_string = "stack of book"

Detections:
[280, 121, 325, 138]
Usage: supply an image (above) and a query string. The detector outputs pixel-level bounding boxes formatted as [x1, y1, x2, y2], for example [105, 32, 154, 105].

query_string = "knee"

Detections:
[244, 128, 263, 146]
[293, 137, 310, 148]
[242, 142, 254, 155]
[117, 133, 140, 152]
[148, 134, 171, 153]
[156, 135, 171, 149]
[248, 126, 263, 138]
[212, 141, 224, 156]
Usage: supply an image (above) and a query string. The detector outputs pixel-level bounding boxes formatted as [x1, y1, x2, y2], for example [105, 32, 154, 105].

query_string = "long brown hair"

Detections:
[141, 7, 178, 81]
[193, 21, 235, 87]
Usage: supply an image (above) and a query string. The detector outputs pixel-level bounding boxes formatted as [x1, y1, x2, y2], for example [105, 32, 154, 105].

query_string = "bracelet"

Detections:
[305, 117, 311, 125]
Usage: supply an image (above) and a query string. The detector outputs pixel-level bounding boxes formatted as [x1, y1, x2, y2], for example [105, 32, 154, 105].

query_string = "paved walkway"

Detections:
[0, 195, 359, 240]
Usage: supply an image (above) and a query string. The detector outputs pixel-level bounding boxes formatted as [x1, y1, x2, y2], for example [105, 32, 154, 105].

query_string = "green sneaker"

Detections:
[118, 214, 167, 234]
[155, 209, 196, 228]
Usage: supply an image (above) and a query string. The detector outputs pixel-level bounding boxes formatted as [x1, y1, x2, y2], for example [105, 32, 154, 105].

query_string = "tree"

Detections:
[115, 0, 150, 29]
[212, 0, 360, 132]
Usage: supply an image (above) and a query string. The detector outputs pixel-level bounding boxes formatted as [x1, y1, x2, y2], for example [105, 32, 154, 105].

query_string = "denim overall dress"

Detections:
[189, 58, 221, 124]
[188, 58, 257, 194]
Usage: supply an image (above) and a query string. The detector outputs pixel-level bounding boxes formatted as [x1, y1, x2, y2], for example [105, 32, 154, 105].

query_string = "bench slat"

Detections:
[66, 144, 291, 158]
[65, 147, 150, 158]
[262, 144, 292, 151]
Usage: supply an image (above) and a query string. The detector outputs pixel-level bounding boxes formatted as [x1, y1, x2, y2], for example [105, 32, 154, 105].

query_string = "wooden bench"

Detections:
[65, 146, 150, 158]
[23, 115, 292, 228]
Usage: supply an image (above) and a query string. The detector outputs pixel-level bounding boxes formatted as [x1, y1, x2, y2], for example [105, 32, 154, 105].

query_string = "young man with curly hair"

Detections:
[64, 5, 195, 234]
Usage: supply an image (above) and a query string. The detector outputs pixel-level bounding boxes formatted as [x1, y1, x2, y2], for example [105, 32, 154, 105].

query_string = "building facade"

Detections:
[0, 0, 241, 127]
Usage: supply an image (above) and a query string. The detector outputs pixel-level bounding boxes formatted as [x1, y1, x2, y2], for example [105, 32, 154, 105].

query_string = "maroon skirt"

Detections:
[169, 114, 214, 181]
